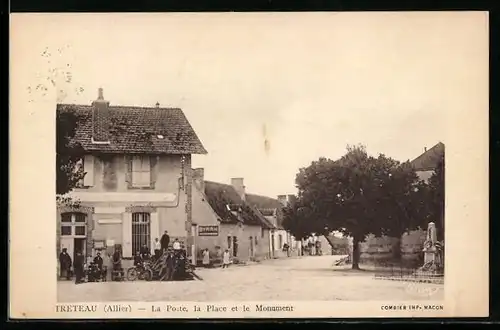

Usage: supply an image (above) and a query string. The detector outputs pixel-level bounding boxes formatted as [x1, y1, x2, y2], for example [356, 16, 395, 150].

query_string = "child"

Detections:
[202, 248, 210, 268]
[222, 249, 231, 269]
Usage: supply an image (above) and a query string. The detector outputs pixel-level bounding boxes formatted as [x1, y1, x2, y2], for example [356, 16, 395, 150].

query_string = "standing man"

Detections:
[73, 251, 85, 284]
[59, 248, 72, 280]
[160, 230, 170, 252]
[153, 238, 162, 260]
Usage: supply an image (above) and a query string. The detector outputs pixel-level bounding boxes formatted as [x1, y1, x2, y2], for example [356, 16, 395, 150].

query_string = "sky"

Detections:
[12, 12, 487, 197]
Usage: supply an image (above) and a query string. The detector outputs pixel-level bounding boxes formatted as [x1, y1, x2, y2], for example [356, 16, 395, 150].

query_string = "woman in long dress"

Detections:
[202, 249, 210, 268]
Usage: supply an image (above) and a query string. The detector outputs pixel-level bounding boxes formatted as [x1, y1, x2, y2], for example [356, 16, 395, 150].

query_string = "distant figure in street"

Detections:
[161, 230, 170, 252]
[173, 238, 181, 251]
[202, 248, 210, 268]
[73, 251, 85, 284]
[222, 249, 231, 268]
[59, 248, 72, 280]
[154, 238, 161, 259]
[140, 244, 150, 260]
[283, 243, 290, 257]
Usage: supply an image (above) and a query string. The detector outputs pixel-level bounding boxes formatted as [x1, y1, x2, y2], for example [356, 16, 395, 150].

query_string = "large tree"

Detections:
[56, 107, 85, 200]
[427, 154, 445, 241]
[283, 145, 427, 269]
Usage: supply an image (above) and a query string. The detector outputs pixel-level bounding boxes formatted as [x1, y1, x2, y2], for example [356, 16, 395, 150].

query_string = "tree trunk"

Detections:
[323, 234, 335, 249]
[392, 237, 402, 263]
[352, 235, 361, 270]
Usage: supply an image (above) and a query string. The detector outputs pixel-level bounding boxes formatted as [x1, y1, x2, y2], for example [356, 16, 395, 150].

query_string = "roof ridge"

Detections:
[57, 103, 182, 111]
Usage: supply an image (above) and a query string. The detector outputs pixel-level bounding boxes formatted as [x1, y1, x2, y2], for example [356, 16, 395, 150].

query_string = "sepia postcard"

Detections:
[9, 12, 489, 319]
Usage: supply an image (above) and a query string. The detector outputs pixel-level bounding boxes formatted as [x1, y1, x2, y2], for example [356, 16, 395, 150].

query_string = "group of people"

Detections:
[59, 248, 120, 284]
[201, 248, 231, 268]
[302, 240, 322, 256]
[133, 231, 182, 264]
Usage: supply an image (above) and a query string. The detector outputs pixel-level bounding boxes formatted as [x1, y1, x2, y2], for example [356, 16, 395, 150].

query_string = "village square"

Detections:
[56, 87, 445, 302]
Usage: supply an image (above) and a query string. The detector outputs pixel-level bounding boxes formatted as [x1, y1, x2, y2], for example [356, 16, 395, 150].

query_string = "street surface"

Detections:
[57, 255, 444, 302]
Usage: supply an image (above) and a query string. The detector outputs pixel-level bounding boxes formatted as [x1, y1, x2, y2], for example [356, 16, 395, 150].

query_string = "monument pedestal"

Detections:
[414, 222, 444, 277]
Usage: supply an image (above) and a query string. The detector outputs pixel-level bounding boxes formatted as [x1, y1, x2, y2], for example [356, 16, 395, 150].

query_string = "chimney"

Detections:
[192, 168, 205, 192]
[277, 195, 288, 207]
[231, 178, 246, 201]
[287, 194, 297, 206]
[91, 87, 111, 143]
[424, 147, 427, 152]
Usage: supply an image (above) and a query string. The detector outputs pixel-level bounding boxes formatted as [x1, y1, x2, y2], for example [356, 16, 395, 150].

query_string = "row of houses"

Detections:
[57, 89, 297, 266]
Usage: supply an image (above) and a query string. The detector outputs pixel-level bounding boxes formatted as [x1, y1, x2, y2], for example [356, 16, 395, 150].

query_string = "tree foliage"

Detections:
[56, 108, 85, 196]
[283, 144, 429, 269]
[427, 154, 445, 241]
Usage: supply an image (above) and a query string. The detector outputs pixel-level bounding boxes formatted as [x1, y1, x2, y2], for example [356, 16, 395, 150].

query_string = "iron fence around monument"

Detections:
[372, 263, 444, 284]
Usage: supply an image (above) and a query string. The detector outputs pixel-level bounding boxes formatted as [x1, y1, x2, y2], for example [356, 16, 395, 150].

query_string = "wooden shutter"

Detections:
[83, 155, 94, 187]
[122, 212, 133, 258]
[125, 155, 132, 188]
[141, 156, 151, 186]
[150, 156, 158, 189]
[150, 211, 160, 250]
[131, 156, 142, 187]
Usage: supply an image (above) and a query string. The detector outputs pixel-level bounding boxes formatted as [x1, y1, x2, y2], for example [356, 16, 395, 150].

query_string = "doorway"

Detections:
[271, 234, 275, 257]
[232, 236, 238, 257]
[60, 237, 86, 262]
[74, 238, 86, 261]
[249, 236, 254, 257]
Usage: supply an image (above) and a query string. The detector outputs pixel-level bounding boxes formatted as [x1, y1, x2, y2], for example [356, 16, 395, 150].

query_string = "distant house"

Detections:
[246, 194, 300, 258]
[191, 172, 274, 263]
[410, 142, 445, 182]
[57, 88, 207, 263]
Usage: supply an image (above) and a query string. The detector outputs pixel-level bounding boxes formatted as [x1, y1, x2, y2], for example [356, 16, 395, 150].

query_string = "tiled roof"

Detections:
[246, 194, 282, 209]
[57, 104, 207, 155]
[246, 193, 285, 229]
[410, 142, 445, 171]
[203, 181, 274, 229]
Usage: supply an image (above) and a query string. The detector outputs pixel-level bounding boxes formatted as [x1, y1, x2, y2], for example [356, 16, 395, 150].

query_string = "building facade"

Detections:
[246, 194, 299, 258]
[191, 172, 275, 263]
[56, 89, 207, 263]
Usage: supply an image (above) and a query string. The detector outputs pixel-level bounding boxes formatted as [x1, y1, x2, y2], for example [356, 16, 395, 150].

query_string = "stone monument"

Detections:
[417, 222, 444, 275]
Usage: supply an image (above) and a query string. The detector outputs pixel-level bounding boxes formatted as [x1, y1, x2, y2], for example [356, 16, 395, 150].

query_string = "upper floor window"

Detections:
[60, 212, 87, 237]
[131, 156, 151, 187]
[75, 155, 95, 188]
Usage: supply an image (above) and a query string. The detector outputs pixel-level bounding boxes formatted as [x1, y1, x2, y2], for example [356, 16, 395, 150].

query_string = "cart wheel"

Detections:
[126, 268, 138, 281]
[143, 269, 153, 281]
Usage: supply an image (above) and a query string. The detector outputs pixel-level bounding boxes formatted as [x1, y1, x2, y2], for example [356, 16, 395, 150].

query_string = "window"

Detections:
[261, 228, 264, 238]
[75, 226, 86, 236]
[278, 234, 283, 249]
[132, 213, 151, 254]
[61, 226, 72, 236]
[131, 156, 151, 187]
[60, 213, 87, 236]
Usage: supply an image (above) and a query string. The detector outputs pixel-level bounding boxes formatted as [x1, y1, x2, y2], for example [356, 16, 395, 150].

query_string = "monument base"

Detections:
[415, 251, 444, 277]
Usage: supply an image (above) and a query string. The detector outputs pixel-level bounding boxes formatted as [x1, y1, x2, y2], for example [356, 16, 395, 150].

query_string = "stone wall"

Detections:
[358, 229, 427, 266]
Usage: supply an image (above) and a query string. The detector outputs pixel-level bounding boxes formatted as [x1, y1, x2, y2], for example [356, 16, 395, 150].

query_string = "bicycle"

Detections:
[126, 262, 153, 281]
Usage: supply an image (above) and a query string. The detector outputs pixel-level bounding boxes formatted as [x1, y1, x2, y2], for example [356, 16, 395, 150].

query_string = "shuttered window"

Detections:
[131, 156, 151, 187]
